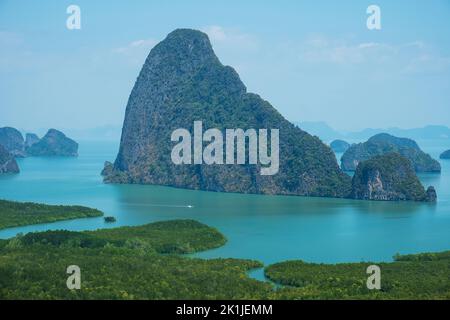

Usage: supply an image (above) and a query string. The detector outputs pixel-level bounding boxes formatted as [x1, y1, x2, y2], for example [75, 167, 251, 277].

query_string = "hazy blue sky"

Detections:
[1, 0, 450, 132]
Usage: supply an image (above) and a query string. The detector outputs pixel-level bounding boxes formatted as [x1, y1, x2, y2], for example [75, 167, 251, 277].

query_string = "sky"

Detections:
[1, 0, 450, 133]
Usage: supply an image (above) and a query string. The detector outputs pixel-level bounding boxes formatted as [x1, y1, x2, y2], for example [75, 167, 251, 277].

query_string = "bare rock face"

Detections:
[25, 133, 40, 148]
[103, 28, 351, 198]
[101, 161, 114, 177]
[0, 127, 25, 157]
[0, 144, 19, 174]
[341, 133, 441, 173]
[351, 152, 435, 202]
[26, 129, 78, 157]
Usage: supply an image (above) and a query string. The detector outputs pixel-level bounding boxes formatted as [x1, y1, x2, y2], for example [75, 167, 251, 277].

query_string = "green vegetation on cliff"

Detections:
[351, 153, 436, 202]
[0, 200, 103, 230]
[105, 28, 351, 198]
[26, 129, 78, 157]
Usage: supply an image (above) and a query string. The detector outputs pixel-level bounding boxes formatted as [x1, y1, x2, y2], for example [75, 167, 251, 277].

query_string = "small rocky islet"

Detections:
[351, 153, 436, 202]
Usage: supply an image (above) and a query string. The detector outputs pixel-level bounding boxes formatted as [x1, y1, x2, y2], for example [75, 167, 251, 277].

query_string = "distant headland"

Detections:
[0, 127, 78, 174]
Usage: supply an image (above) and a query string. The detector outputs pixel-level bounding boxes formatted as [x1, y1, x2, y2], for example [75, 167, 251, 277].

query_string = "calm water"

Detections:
[0, 140, 449, 266]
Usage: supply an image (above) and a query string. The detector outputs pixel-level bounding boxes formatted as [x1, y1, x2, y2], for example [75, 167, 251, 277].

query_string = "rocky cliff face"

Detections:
[104, 29, 351, 197]
[26, 129, 78, 157]
[330, 140, 351, 153]
[440, 150, 450, 159]
[0, 127, 25, 157]
[0, 144, 19, 174]
[351, 153, 436, 202]
[341, 133, 441, 172]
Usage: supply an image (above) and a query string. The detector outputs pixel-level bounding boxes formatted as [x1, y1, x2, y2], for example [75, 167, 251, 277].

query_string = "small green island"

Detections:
[0, 200, 103, 230]
[104, 216, 117, 223]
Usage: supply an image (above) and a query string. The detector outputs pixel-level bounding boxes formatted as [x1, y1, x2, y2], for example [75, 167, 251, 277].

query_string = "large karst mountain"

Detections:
[0, 144, 19, 174]
[103, 29, 352, 197]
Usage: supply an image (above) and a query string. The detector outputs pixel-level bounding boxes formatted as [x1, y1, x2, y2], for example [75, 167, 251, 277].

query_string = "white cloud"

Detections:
[0, 31, 35, 71]
[199, 26, 261, 76]
[113, 38, 157, 65]
[404, 54, 450, 75]
[0, 31, 23, 47]
[298, 35, 398, 64]
[296, 34, 450, 74]
[114, 39, 157, 54]
[202, 26, 260, 52]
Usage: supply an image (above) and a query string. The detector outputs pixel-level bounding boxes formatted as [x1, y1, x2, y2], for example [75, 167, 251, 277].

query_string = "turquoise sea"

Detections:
[0, 140, 449, 267]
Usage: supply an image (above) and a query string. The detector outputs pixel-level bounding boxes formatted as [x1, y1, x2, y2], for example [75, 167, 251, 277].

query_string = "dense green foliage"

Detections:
[104, 216, 116, 223]
[0, 220, 271, 299]
[0, 200, 103, 230]
[0, 216, 448, 299]
[351, 153, 431, 201]
[265, 251, 450, 299]
[394, 251, 450, 262]
[87, 220, 226, 254]
[341, 133, 441, 172]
